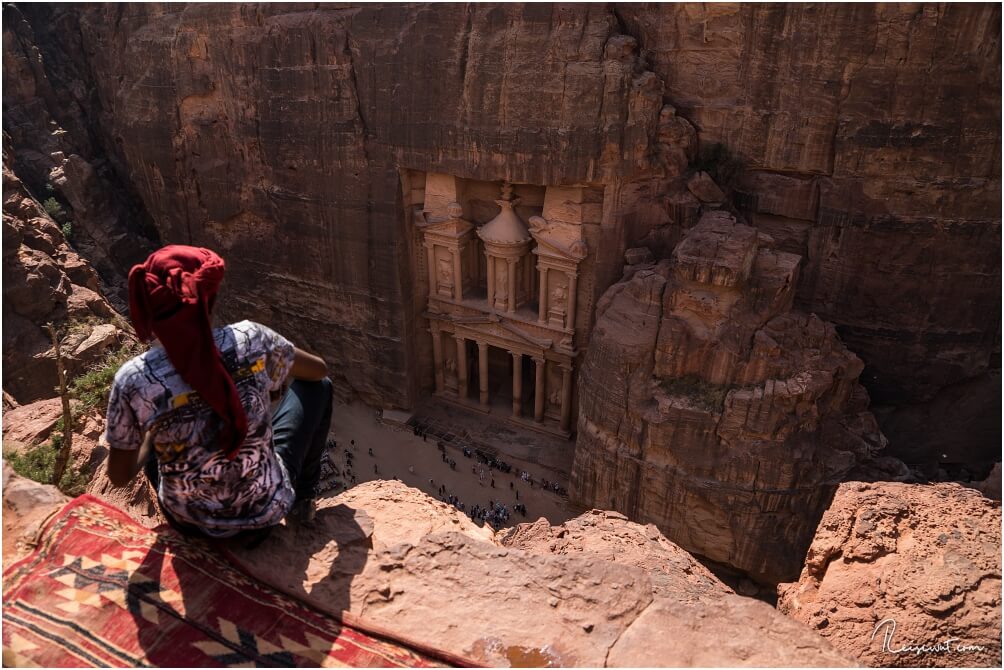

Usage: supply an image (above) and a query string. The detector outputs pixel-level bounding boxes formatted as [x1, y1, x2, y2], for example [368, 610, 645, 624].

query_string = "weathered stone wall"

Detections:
[3, 3, 999, 464]
[614, 3, 1002, 465]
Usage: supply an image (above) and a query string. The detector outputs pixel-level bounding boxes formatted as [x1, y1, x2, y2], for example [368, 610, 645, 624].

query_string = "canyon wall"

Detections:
[2, 3, 999, 465]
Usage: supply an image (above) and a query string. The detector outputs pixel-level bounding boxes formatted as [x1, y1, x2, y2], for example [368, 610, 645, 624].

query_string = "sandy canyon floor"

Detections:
[320, 399, 581, 529]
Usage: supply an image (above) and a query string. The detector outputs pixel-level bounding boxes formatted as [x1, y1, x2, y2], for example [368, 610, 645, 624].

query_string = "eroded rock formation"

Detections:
[778, 481, 1002, 668]
[2, 149, 134, 404]
[570, 212, 889, 583]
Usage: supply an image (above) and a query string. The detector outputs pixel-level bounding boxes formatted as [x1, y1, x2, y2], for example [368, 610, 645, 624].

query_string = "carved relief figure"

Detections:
[495, 262, 508, 305]
[437, 256, 453, 295]
[548, 388, 562, 407]
[548, 283, 568, 327]
[551, 285, 567, 311]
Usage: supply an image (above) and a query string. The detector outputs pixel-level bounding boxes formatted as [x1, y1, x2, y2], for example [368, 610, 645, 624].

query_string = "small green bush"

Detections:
[5, 435, 89, 496]
[70, 343, 143, 411]
[659, 375, 737, 412]
[42, 196, 68, 222]
[61, 221, 73, 240]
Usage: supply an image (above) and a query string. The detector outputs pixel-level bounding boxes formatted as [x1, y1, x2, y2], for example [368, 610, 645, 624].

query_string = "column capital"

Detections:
[559, 362, 574, 373]
[532, 355, 546, 365]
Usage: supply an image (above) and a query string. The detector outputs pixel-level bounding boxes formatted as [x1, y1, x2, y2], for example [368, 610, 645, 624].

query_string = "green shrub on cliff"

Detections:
[70, 342, 143, 411]
[5, 433, 89, 496]
[42, 196, 68, 223]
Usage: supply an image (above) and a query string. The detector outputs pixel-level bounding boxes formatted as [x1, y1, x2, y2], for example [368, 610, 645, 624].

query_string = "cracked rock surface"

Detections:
[778, 481, 1002, 667]
[232, 480, 853, 666]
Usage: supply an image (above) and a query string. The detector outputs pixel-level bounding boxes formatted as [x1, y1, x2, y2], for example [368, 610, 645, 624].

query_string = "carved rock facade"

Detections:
[570, 212, 888, 583]
[414, 176, 595, 436]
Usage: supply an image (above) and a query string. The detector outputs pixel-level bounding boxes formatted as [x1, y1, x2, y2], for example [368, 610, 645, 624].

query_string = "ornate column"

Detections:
[478, 340, 489, 408]
[486, 253, 495, 308]
[506, 257, 517, 313]
[565, 271, 578, 331]
[431, 324, 444, 394]
[456, 334, 468, 400]
[511, 351, 523, 418]
[559, 363, 573, 432]
[453, 247, 464, 301]
[533, 356, 546, 422]
[537, 264, 548, 323]
[425, 244, 437, 296]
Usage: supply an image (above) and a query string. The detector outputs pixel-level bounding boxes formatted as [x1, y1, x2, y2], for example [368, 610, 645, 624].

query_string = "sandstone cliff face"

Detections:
[2, 3, 997, 465]
[570, 212, 889, 583]
[2, 5, 158, 307]
[2, 150, 133, 403]
[616, 4, 1002, 466]
[778, 481, 1002, 668]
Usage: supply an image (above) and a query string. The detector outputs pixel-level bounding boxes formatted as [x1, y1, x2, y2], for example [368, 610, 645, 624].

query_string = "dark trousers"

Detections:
[271, 377, 333, 502]
[146, 377, 333, 536]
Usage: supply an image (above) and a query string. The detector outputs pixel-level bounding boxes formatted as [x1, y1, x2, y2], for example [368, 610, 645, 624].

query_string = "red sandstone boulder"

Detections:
[1, 397, 73, 450]
[2, 464, 68, 571]
[778, 481, 1002, 668]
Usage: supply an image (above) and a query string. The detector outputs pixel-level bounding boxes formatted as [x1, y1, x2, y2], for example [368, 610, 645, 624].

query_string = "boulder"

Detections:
[686, 171, 726, 204]
[1, 397, 73, 450]
[500, 509, 729, 603]
[778, 481, 1002, 667]
[2, 464, 68, 570]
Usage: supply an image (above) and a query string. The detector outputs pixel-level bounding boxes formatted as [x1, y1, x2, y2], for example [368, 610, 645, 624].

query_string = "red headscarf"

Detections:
[127, 245, 247, 460]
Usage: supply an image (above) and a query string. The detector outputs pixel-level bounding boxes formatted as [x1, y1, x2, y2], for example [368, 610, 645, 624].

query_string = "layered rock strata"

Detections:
[778, 481, 1002, 668]
[570, 212, 888, 583]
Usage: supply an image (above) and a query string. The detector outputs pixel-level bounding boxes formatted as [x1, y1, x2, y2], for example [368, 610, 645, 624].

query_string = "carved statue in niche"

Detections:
[495, 262, 508, 307]
[548, 282, 568, 328]
[548, 388, 562, 408]
[437, 256, 453, 296]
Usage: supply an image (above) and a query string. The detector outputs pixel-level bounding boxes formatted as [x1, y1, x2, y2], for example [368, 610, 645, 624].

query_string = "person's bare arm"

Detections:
[106, 432, 153, 487]
[290, 347, 328, 381]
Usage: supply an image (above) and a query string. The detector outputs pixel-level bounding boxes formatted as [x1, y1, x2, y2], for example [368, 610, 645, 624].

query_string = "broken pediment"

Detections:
[528, 216, 587, 261]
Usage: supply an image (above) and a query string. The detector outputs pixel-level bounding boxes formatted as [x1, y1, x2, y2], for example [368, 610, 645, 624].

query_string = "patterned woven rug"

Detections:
[2, 494, 463, 667]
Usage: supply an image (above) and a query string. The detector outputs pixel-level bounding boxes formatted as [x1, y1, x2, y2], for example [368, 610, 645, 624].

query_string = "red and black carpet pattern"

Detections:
[2, 494, 450, 667]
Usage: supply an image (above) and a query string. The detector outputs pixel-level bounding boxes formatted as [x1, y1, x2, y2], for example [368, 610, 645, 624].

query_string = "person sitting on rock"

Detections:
[102, 245, 331, 540]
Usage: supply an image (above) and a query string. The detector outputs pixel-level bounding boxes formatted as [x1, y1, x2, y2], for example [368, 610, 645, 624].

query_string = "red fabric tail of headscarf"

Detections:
[127, 245, 248, 460]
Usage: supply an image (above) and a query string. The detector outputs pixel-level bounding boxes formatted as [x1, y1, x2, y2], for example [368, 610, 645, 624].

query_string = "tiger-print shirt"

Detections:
[103, 320, 296, 537]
